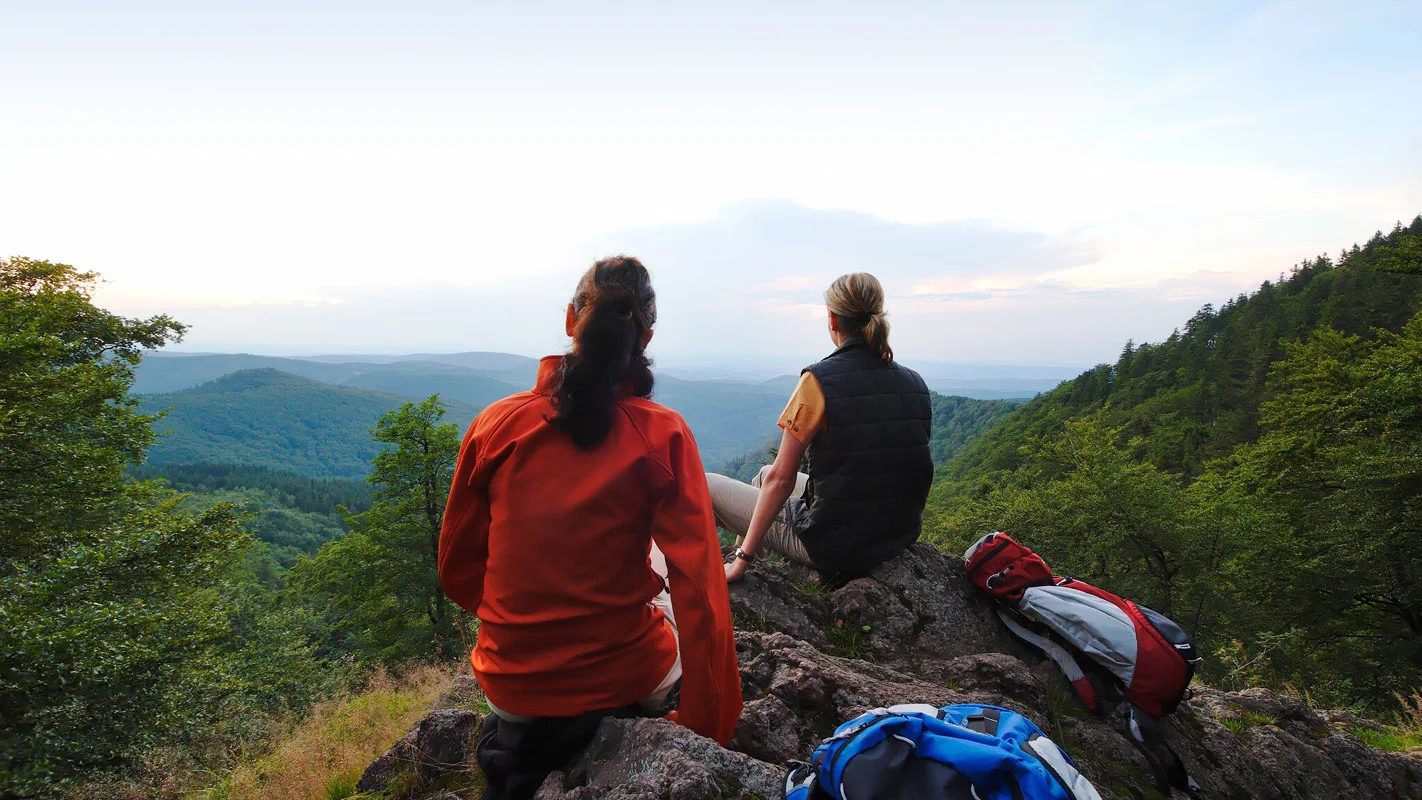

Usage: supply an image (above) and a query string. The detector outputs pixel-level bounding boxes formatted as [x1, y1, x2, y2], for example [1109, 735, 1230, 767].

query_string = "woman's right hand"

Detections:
[724, 556, 748, 583]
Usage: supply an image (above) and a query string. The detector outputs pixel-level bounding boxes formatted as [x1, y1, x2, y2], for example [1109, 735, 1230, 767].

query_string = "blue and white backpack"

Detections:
[784, 704, 1102, 800]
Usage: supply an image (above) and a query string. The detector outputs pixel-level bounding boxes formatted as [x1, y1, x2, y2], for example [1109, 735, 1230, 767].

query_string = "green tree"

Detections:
[292, 395, 467, 664]
[0, 259, 267, 794]
[1201, 315, 1422, 701]
[932, 413, 1216, 620]
[0, 258, 184, 556]
[1377, 229, 1422, 275]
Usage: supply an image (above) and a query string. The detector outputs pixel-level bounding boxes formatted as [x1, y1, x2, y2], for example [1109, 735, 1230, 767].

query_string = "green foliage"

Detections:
[1194, 315, 1422, 699]
[131, 462, 375, 514]
[175, 486, 348, 569]
[0, 259, 328, 796]
[650, 375, 791, 465]
[292, 396, 471, 664]
[1352, 728, 1422, 753]
[130, 463, 376, 568]
[825, 618, 872, 661]
[716, 438, 780, 482]
[930, 413, 1221, 621]
[1220, 708, 1277, 736]
[0, 257, 185, 557]
[138, 369, 480, 478]
[931, 219, 1422, 709]
[1373, 225, 1422, 275]
[321, 768, 362, 800]
[928, 394, 1019, 463]
[1, 488, 248, 793]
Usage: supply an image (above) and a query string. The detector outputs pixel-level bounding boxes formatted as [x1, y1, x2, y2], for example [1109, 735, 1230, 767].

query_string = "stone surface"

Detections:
[356, 708, 481, 794]
[535, 718, 782, 800]
[364, 545, 1422, 799]
[731, 630, 978, 763]
[830, 543, 1023, 670]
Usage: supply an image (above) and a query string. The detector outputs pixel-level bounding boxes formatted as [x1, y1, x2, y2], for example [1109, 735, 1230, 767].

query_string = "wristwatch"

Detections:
[733, 547, 758, 563]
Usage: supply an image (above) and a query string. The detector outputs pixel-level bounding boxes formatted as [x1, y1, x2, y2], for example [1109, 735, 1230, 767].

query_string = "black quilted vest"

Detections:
[797, 337, 933, 577]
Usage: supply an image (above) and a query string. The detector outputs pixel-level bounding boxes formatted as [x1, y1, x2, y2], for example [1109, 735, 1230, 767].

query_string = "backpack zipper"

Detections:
[825, 716, 897, 797]
[966, 537, 1011, 576]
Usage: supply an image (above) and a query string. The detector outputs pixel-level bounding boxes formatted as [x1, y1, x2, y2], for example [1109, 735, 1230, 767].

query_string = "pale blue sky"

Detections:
[2, 1, 1419, 364]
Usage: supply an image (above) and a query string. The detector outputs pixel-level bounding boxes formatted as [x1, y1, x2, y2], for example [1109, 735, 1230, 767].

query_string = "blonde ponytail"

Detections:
[861, 312, 893, 363]
[825, 272, 894, 362]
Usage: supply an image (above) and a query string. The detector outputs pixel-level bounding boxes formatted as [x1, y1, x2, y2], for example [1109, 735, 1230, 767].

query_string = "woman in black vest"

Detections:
[709, 272, 933, 583]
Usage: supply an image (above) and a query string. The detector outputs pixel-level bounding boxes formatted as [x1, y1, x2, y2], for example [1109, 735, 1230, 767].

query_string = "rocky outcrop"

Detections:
[364, 543, 1422, 799]
[535, 718, 783, 800]
[727, 543, 1022, 674]
[357, 707, 483, 795]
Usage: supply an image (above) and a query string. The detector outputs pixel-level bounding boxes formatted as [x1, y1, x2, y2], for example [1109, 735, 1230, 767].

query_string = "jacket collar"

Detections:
[533, 356, 564, 395]
[825, 336, 869, 360]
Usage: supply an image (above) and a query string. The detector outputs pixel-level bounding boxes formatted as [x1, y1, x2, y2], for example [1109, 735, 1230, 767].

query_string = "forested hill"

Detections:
[134, 352, 533, 403]
[940, 216, 1422, 486]
[139, 369, 481, 478]
[927, 217, 1422, 709]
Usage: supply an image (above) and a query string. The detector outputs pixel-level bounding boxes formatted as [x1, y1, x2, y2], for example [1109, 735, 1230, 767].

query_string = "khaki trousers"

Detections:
[704, 465, 815, 566]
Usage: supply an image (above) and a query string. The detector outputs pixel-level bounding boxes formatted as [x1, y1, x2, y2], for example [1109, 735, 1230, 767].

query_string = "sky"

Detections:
[3, 1, 1420, 368]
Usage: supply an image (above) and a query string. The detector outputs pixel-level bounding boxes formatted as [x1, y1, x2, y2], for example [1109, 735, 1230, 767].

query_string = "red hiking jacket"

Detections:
[438, 356, 742, 744]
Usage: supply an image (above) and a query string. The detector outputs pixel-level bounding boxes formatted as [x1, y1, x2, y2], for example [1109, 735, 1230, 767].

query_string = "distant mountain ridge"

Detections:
[141, 351, 1060, 401]
[133, 353, 534, 399]
[135, 353, 1027, 480]
[139, 369, 483, 478]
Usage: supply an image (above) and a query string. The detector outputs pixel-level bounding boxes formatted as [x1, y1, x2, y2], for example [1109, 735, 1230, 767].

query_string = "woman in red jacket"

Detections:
[438, 256, 742, 800]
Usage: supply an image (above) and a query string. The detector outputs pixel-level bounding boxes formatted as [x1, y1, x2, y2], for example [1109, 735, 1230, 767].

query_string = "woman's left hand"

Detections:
[724, 557, 747, 583]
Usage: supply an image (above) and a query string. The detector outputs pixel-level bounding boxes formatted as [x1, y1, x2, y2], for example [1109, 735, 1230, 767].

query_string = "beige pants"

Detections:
[488, 550, 681, 722]
[705, 465, 815, 566]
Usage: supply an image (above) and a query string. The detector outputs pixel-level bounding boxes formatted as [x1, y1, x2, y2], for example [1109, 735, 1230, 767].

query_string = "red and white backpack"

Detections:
[964, 532, 1204, 792]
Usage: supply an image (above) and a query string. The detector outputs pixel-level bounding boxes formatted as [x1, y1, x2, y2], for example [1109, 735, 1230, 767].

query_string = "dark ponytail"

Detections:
[550, 256, 656, 448]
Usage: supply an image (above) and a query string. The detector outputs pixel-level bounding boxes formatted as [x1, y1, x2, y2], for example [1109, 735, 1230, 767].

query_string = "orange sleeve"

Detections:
[777, 372, 826, 444]
[438, 420, 490, 615]
[651, 423, 743, 745]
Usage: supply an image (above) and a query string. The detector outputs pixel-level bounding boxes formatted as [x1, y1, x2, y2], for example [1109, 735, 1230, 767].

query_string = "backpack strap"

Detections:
[1127, 704, 1202, 796]
[963, 707, 1002, 736]
[997, 610, 1100, 712]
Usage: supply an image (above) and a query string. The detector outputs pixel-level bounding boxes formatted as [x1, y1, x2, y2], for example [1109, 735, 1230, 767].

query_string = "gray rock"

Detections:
[725, 559, 829, 650]
[830, 543, 1022, 671]
[726, 542, 1022, 672]
[1182, 687, 1422, 799]
[732, 630, 977, 762]
[361, 545, 1422, 800]
[355, 707, 481, 794]
[535, 717, 782, 800]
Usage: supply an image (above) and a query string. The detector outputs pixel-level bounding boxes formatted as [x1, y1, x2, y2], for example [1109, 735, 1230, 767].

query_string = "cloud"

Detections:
[128, 202, 1260, 367]
[587, 199, 1101, 308]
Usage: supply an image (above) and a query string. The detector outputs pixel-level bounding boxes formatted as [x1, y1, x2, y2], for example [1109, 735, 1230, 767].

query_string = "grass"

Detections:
[1352, 690, 1422, 753]
[1220, 707, 1277, 736]
[825, 618, 872, 661]
[732, 606, 771, 633]
[1354, 728, 1422, 753]
[195, 665, 455, 800]
[321, 767, 362, 800]
[791, 578, 832, 598]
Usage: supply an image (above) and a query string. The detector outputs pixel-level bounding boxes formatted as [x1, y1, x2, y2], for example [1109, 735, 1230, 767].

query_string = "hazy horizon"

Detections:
[5, 2, 1420, 365]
